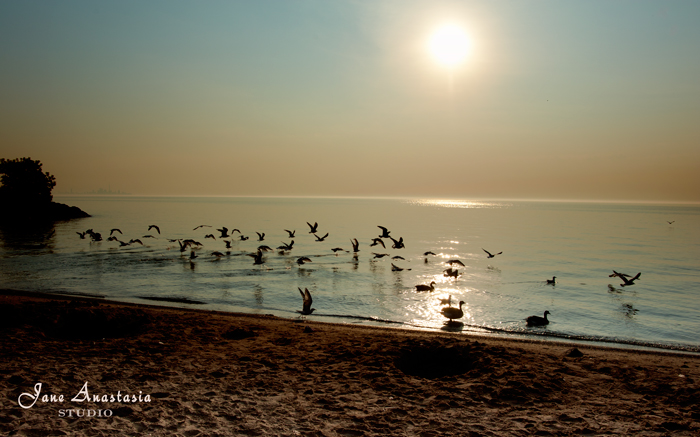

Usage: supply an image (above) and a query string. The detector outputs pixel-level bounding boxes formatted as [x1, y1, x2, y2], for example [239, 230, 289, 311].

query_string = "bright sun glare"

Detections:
[428, 24, 471, 68]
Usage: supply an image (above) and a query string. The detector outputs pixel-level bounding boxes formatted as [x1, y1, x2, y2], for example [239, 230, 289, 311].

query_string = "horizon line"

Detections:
[52, 193, 700, 206]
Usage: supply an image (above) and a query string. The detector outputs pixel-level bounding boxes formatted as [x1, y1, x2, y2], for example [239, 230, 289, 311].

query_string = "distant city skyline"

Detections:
[2, 1, 699, 203]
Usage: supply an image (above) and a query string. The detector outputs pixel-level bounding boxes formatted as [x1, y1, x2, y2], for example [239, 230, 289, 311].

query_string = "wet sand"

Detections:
[1, 289, 699, 436]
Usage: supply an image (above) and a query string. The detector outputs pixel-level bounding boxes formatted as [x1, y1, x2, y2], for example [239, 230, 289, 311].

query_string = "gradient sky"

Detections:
[1, 0, 699, 202]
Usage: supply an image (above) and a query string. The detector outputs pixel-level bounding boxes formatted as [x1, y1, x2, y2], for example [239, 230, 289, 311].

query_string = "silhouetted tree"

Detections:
[0, 157, 56, 206]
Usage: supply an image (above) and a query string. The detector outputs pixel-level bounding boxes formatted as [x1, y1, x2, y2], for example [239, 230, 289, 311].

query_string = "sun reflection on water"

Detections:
[409, 199, 510, 209]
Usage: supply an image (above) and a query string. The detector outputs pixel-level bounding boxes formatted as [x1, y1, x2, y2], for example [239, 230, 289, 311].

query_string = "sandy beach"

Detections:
[1, 289, 698, 436]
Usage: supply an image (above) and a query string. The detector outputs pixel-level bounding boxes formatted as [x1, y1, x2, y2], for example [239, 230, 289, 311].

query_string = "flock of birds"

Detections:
[76, 220, 646, 329]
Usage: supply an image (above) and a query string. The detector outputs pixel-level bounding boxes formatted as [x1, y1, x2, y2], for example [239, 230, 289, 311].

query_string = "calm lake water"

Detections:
[1, 196, 699, 353]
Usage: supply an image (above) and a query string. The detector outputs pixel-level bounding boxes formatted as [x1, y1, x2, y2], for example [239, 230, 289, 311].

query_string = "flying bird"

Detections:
[285, 229, 296, 238]
[205, 234, 216, 240]
[110, 229, 122, 236]
[350, 238, 360, 253]
[446, 259, 465, 267]
[389, 236, 405, 249]
[526, 311, 551, 327]
[667, 221, 675, 225]
[377, 226, 391, 238]
[331, 247, 345, 253]
[256, 232, 265, 241]
[482, 248, 502, 258]
[217, 227, 230, 238]
[441, 301, 465, 323]
[77, 232, 87, 239]
[307, 222, 319, 233]
[193, 225, 211, 230]
[128, 239, 143, 245]
[372, 253, 390, 259]
[370, 238, 386, 248]
[297, 287, 315, 315]
[249, 250, 264, 265]
[314, 233, 329, 242]
[618, 271, 641, 287]
[296, 256, 312, 265]
[148, 225, 160, 234]
[278, 240, 294, 251]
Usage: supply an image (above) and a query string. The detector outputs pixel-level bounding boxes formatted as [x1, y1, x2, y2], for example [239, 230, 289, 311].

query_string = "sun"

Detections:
[427, 24, 471, 68]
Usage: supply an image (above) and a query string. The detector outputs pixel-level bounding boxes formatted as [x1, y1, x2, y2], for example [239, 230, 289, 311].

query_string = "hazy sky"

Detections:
[1, 1, 699, 202]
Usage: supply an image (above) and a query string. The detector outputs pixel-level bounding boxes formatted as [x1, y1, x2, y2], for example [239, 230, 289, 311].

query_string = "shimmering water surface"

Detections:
[1, 196, 699, 352]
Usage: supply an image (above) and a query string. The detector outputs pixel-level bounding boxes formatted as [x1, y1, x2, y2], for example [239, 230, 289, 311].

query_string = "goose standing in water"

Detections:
[441, 301, 465, 323]
[415, 281, 436, 292]
[526, 311, 551, 327]
[546, 276, 556, 285]
[297, 287, 315, 315]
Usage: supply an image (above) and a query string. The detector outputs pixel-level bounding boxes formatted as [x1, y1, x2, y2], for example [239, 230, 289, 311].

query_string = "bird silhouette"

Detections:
[307, 222, 319, 233]
[193, 225, 211, 230]
[415, 281, 436, 292]
[249, 250, 264, 265]
[441, 301, 465, 322]
[205, 234, 216, 240]
[526, 311, 551, 327]
[546, 276, 556, 285]
[297, 287, 315, 315]
[110, 229, 122, 236]
[296, 256, 312, 265]
[256, 232, 265, 241]
[350, 238, 360, 253]
[482, 248, 502, 258]
[278, 240, 294, 251]
[372, 253, 390, 259]
[439, 295, 452, 306]
[217, 227, 230, 238]
[444, 268, 459, 278]
[377, 226, 391, 238]
[446, 259, 465, 267]
[77, 232, 87, 239]
[285, 229, 296, 238]
[389, 236, 405, 249]
[148, 225, 160, 234]
[314, 233, 329, 242]
[618, 271, 641, 287]
[370, 238, 386, 248]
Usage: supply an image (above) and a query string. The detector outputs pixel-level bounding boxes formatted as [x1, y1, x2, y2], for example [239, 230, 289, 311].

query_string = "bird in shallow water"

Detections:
[526, 311, 551, 327]
[439, 295, 452, 306]
[415, 281, 436, 292]
[278, 241, 294, 251]
[297, 287, 315, 315]
[249, 250, 264, 265]
[482, 248, 502, 258]
[441, 301, 465, 323]
[618, 271, 641, 287]
[76, 231, 87, 239]
[296, 256, 312, 265]
[546, 276, 556, 285]
[372, 253, 390, 260]
[443, 268, 460, 278]
[391, 263, 411, 272]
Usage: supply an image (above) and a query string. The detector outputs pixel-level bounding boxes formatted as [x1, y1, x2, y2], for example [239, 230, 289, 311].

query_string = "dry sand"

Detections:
[1, 289, 698, 436]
